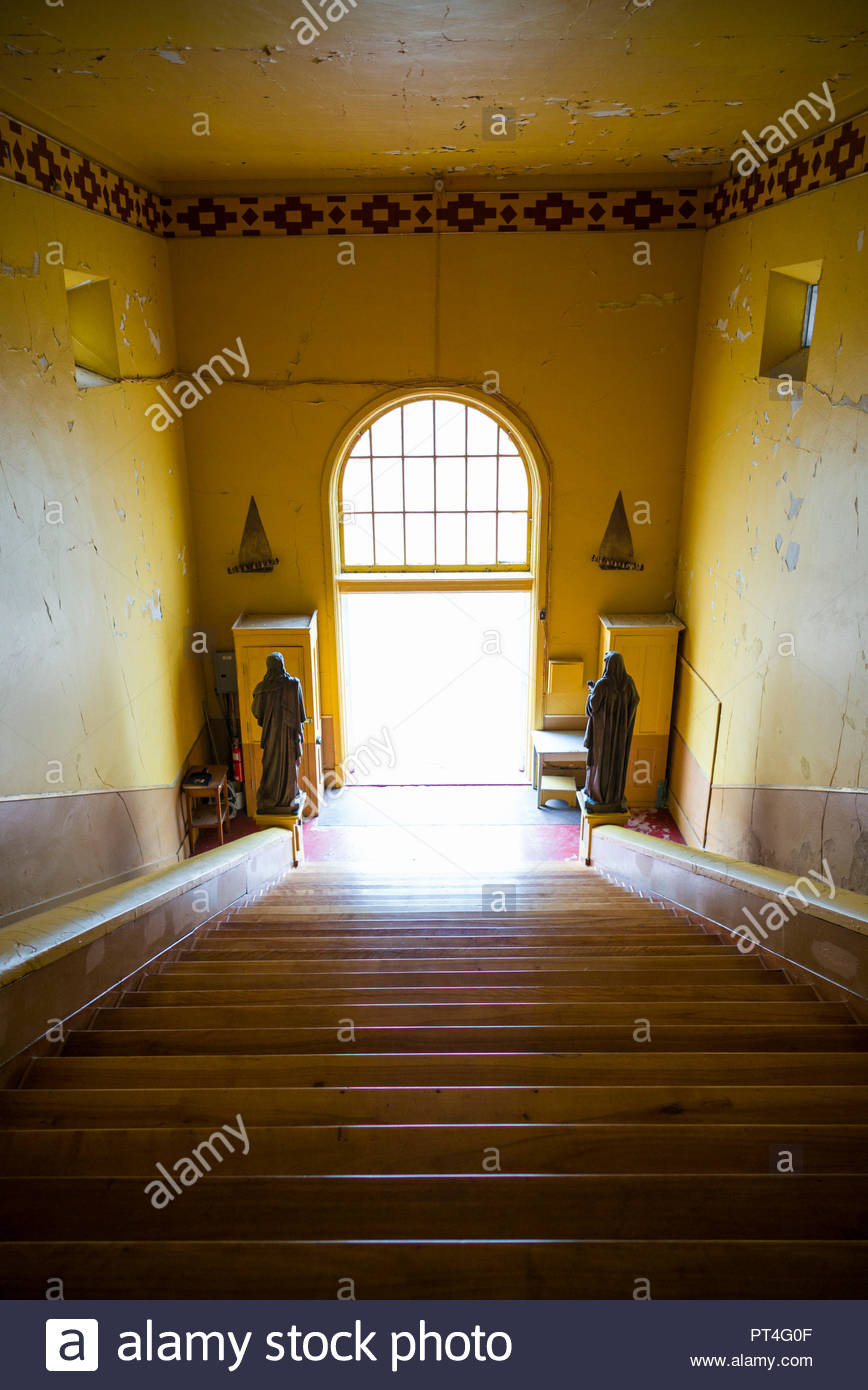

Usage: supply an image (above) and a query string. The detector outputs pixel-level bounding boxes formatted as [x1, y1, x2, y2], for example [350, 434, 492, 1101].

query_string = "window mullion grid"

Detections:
[463, 405, 468, 567]
[400, 406, 407, 567]
[345, 400, 528, 573]
[495, 431, 501, 567]
[433, 399, 438, 569]
[369, 442, 375, 566]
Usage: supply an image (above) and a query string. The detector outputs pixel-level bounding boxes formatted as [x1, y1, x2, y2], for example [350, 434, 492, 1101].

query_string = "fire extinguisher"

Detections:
[231, 740, 243, 784]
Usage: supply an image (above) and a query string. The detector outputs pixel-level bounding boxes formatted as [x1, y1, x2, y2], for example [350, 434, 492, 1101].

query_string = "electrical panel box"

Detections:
[214, 650, 238, 693]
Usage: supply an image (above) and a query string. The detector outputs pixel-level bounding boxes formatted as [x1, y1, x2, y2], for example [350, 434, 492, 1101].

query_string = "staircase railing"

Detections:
[0, 828, 297, 1072]
[590, 826, 868, 1014]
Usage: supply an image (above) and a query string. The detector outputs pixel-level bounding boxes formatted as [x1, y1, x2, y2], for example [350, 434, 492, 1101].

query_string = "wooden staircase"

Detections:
[1, 862, 867, 1298]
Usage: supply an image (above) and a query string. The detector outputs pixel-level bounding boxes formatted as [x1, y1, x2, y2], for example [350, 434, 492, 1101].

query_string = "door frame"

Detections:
[322, 386, 551, 783]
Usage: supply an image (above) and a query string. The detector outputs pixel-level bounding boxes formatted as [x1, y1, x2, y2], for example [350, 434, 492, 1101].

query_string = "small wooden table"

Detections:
[532, 729, 588, 792]
[182, 765, 230, 849]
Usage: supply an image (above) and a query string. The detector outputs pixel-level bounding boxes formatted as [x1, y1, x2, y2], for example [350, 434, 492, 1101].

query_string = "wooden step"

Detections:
[205, 938, 726, 955]
[115, 998, 852, 1023]
[211, 923, 705, 937]
[138, 975, 820, 1000]
[238, 897, 675, 907]
[67, 1021, 868, 1056]
[25, 1052, 868, 1089]
[216, 908, 685, 920]
[3, 1123, 865, 1176]
[2, 1174, 865, 1240]
[220, 924, 700, 938]
[223, 896, 680, 904]
[3, 852, 862, 1304]
[244, 914, 683, 922]
[225, 910, 682, 924]
[176, 950, 752, 969]
[164, 966, 773, 989]
[140, 970, 786, 992]
[3, 1239, 865, 1299]
[4, 1084, 866, 1129]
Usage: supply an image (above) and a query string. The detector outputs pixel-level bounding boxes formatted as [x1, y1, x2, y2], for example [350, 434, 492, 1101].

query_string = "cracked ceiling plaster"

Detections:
[0, 0, 867, 194]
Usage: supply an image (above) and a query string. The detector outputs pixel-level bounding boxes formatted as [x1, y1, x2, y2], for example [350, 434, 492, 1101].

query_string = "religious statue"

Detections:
[582, 650, 640, 813]
[251, 651, 307, 812]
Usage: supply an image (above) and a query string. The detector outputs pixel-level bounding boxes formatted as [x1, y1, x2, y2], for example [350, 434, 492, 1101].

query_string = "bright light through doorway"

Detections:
[340, 589, 532, 784]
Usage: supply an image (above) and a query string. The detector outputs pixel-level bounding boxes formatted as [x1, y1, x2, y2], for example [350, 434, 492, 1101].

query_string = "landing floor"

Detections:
[194, 785, 683, 871]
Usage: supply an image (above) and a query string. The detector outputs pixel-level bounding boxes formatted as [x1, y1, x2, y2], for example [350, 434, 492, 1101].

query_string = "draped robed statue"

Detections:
[583, 650, 640, 813]
[251, 651, 307, 812]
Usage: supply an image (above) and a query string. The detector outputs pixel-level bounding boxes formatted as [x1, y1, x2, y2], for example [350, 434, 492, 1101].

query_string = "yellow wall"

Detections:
[0, 181, 202, 800]
[674, 175, 868, 886]
[169, 230, 703, 764]
[3, 151, 864, 898]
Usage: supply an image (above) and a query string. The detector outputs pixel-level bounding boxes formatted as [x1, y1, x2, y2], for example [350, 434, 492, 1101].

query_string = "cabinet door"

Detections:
[626, 734, 669, 806]
[610, 633, 677, 737]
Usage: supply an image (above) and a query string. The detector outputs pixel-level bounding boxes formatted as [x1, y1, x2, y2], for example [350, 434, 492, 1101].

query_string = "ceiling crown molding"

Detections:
[1, 109, 865, 238]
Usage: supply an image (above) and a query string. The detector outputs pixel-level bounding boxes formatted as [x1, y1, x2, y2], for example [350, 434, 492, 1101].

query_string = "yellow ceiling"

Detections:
[1, 0, 867, 193]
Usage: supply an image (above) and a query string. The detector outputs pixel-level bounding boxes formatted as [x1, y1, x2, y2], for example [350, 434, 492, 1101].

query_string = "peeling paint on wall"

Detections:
[142, 589, 163, 621]
[597, 291, 681, 310]
[674, 176, 866, 890]
[0, 179, 200, 800]
[786, 493, 804, 519]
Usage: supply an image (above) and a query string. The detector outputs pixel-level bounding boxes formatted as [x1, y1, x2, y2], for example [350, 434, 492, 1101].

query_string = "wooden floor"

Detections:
[1, 863, 867, 1298]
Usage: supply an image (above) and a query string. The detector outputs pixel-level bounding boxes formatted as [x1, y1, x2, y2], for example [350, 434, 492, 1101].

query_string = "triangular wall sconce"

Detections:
[227, 496, 280, 574]
[591, 491, 644, 571]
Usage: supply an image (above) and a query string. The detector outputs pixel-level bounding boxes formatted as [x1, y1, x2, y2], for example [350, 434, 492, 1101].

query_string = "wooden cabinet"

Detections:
[232, 613, 323, 817]
[598, 613, 684, 808]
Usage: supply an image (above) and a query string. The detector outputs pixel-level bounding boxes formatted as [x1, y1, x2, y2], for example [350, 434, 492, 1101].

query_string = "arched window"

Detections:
[338, 397, 531, 571]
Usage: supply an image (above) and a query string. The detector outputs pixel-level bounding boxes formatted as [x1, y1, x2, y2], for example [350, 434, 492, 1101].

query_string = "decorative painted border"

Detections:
[1, 108, 865, 239]
[709, 116, 867, 226]
[0, 114, 172, 234]
[166, 187, 707, 236]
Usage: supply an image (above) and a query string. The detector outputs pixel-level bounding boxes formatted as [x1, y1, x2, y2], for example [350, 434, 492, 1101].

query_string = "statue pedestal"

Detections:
[578, 790, 629, 866]
[255, 791, 306, 867]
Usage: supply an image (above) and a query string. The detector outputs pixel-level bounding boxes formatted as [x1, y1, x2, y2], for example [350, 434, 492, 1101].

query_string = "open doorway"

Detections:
[340, 588, 532, 784]
[329, 390, 546, 791]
